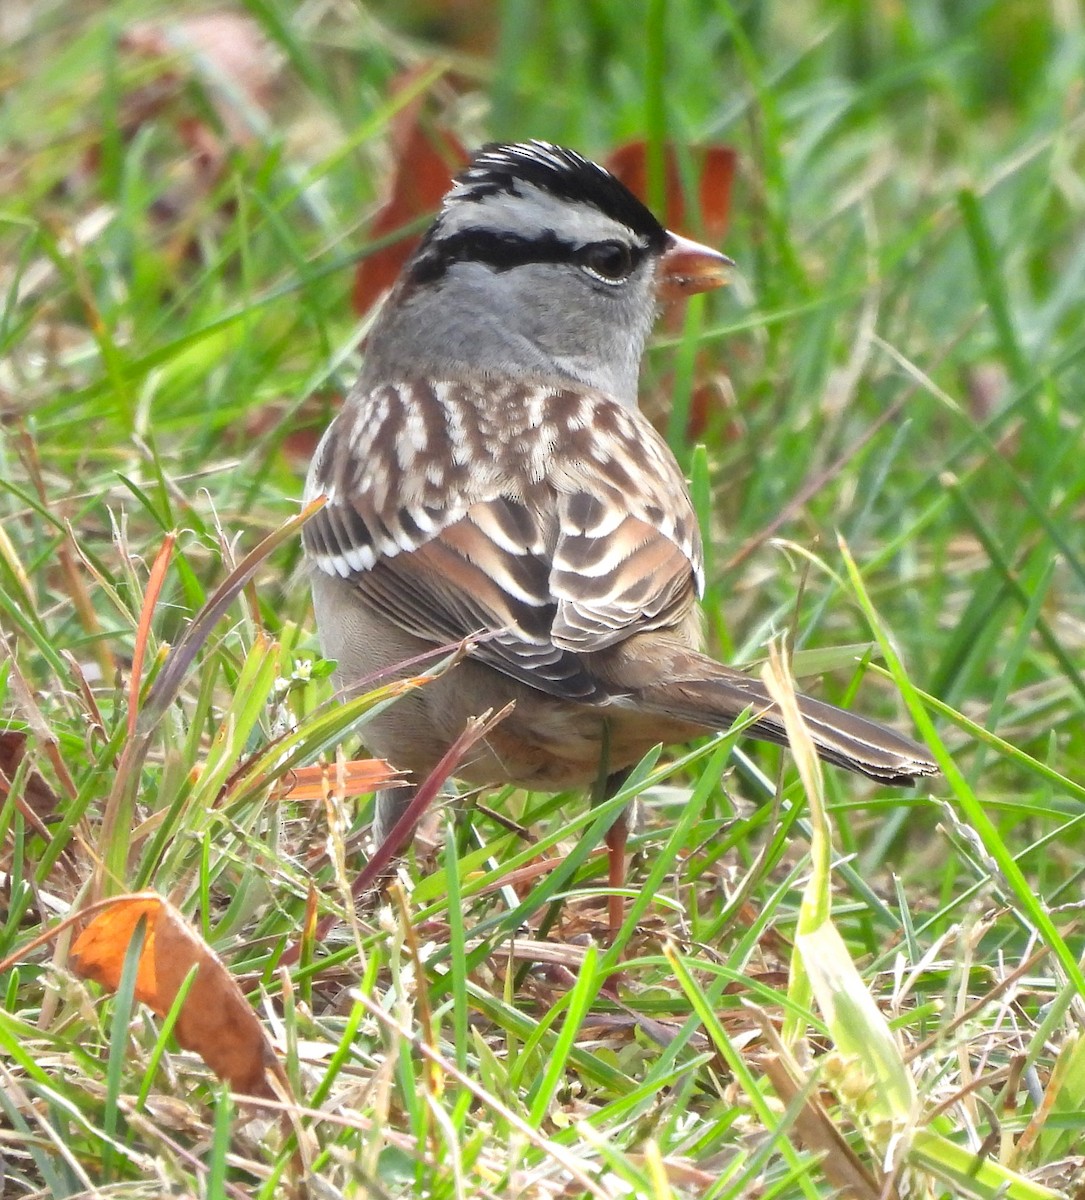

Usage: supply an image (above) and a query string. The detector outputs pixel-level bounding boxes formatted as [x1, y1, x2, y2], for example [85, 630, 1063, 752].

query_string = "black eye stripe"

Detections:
[411, 229, 649, 284]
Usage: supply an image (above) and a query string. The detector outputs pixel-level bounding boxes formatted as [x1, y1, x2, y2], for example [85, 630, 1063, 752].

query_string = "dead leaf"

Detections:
[121, 12, 280, 147]
[351, 69, 469, 315]
[606, 140, 736, 242]
[760, 1049, 888, 1200]
[68, 13, 283, 257]
[685, 376, 737, 443]
[389, 0, 500, 54]
[71, 893, 287, 1100]
[275, 757, 399, 802]
[0, 730, 60, 829]
[607, 141, 737, 442]
[240, 392, 337, 469]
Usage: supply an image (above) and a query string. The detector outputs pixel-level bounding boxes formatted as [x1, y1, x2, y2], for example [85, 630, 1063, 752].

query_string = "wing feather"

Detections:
[302, 378, 703, 701]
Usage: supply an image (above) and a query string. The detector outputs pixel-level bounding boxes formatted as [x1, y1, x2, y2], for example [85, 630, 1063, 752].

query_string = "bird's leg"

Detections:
[373, 784, 414, 849]
[603, 790, 630, 938]
[591, 724, 636, 938]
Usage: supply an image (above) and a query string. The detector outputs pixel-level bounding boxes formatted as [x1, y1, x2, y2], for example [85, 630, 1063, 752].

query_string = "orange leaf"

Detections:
[276, 758, 399, 801]
[606, 141, 736, 242]
[352, 70, 469, 315]
[71, 893, 286, 1100]
[128, 533, 175, 738]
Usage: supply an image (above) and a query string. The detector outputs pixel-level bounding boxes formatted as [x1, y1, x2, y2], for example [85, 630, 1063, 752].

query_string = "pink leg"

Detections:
[605, 807, 629, 938]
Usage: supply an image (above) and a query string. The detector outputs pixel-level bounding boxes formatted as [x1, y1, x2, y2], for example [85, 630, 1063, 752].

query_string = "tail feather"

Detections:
[617, 650, 937, 787]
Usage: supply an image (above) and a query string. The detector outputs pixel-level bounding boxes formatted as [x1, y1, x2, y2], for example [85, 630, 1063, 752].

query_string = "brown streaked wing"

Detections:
[550, 515, 697, 650]
[302, 376, 704, 699]
[542, 394, 704, 652]
[352, 498, 612, 701]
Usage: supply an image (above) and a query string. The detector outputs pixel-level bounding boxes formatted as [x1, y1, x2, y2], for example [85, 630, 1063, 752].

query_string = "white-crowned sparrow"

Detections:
[303, 141, 937, 920]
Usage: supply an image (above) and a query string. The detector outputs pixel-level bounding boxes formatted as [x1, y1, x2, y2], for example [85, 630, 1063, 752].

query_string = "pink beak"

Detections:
[656, 231, 733, 301]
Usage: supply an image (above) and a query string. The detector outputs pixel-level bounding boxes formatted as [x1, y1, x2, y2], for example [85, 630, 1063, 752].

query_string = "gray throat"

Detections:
[358, 271, 651, 405]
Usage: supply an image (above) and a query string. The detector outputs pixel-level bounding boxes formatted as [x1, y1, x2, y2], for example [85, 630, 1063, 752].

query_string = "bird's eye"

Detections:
[579, 241, 635, 282]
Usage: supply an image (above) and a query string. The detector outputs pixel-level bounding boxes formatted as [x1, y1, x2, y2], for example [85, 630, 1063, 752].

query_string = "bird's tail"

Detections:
[617, 645, 937, 786]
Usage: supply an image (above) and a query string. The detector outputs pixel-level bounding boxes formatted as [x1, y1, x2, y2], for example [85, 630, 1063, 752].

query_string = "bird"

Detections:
[302, 140, 937, 930]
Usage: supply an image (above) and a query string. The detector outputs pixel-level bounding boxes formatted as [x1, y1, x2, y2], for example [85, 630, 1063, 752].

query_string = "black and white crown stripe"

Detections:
[449, 141, 668, 247]
[434, 185, 648, 250]
[406, 141, 669, 285]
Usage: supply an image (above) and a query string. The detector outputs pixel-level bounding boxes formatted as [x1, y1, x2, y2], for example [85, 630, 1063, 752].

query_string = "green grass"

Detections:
[3, 0, 1085, 1195]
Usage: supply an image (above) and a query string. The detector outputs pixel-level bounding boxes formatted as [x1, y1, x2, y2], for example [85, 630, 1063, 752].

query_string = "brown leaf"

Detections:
[0, 730, 60, 829]
[685, 377, 741, 443]
[72, 13, 282, 251]
[606, 140, 737, 241]
[608, 141, 737, 444]
[351, 69, 469, 315]
[390, 0, 499, 55]
[240, 393, 336, 469]
[760, 1050, 888, 1199]
[71, 893, 286, 1100]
